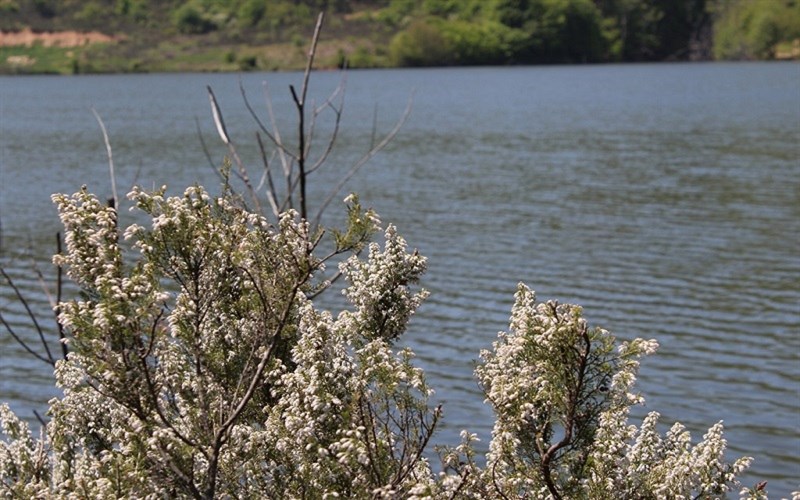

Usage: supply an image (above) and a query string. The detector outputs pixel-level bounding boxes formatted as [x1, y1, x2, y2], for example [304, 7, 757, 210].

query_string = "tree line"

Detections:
[385, 0, 800, 64]
[1, 0, 798, 67]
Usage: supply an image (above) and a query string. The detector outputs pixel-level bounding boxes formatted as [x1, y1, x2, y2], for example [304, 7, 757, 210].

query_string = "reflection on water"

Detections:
[1, 63, 798, 494]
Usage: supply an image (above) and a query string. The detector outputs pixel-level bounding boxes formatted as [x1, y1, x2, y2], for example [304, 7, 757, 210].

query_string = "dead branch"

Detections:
[0, 267, 55, 365]
[91, 107, 118, 210]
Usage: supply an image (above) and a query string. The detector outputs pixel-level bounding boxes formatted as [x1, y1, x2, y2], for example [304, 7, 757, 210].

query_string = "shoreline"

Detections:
[1, 28, 797, 76]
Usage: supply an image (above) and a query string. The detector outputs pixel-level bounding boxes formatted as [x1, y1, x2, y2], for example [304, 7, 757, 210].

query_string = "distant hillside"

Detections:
[1, 0, 798, 74]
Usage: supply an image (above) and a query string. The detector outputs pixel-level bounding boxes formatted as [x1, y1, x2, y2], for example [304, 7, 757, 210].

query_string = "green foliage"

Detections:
[0, 0, 19, 14]
[32, 0, 55, 18]
[494, 0, 531, 28]
[73, 1, 105, 27]
[0, 44, 77, 74]
[388, 0, 608, 65]
[713, 0, 800, 59]
[237, 53, 257, 70]
[593, 0, 664, 60]
[0, 0, 795, 74]
[115, 0, 149, 23]
[389, 17, 518, 66]
[534, 0, 606, 62]
[236, 0, 266, 27]
[376, 0, 416, 26]
[442, 19, 519, 65]
[173, 1, 217, 34]
[493, 0, 607, 62]
[389, 18, 452, 66]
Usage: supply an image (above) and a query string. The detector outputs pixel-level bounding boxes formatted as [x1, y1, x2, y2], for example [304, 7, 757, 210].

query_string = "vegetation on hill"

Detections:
[0, 0, 798, 73]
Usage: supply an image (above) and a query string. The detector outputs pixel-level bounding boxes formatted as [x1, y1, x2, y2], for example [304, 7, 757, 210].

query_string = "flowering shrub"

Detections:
[0, 184, 785, 499]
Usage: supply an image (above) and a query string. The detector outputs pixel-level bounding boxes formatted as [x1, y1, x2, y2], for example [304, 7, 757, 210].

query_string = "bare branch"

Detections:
[0, 308, 53, 366]
[194, 116, 226, 183]
[91, 107, 118, 210]
[306, 78, 346, 175]
[300, 12, 325, 112]
[293, 11, 326, 221]
[313, 92, 414, 228]
[207, 86, 231, 146]
[255, 132, 281, 218]
[259, 81, 295, 210]
[0, 267, 55, 365]
[206, 86, 262, 213]
[55, 233, 67, 359]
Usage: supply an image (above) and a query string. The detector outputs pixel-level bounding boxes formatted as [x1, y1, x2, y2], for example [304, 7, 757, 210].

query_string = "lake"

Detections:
[1, 62, 798, 495]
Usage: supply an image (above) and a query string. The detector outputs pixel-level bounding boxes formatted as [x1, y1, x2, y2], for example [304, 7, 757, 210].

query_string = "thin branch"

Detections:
[538, 322, 591, 500]
[30, 264, 54, 307]
[0, 308, 54, 366]
[491, 460, 512, 500]
[29, 244, 67, 360]
[56, 233, 67, 359]
[300, 12, 325, 114]
[392, 405, 441, 488]
[293, 11, 325, 221]
[207, 86, 231, 146]
[291, 81, 307, 220]
[239, 81, 286, 158]
[259, 81, 295, 210]
[138, 339, 204, 454]
[91, 107, 118, 210]
[446, 466, 472, 500]
[313, 92, 414, 228]
[206, 86, 262, 213]
[32, 409, 46, 427]
[195, 116, 226, 183]
[256, 132, 280, 217]
[0, 267, 55, 365]
[153, 440, 204, 499]
[306, 79, 346, 175]
[370, 103, 379, 150]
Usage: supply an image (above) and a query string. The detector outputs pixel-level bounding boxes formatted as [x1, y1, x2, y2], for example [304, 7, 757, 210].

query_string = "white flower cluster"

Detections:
[470, 283, 756, 499]
[0, 186, 769, 499]
[339, 224, 429, 343]
[2, 185, 440, 498]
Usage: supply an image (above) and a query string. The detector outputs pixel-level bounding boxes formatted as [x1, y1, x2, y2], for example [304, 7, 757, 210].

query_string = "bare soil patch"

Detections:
[0, 28, 122, 47]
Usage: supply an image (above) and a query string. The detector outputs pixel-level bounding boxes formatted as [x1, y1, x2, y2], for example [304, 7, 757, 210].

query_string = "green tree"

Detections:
[652, 0, 713, 60]
[236, 0, 266, 27]
[594, 0, 663, 60]
[389, 18, 454, 66]
[495, 0, 607, 63]
[173, 1, 217, 34]
[713, 0, 800, 59]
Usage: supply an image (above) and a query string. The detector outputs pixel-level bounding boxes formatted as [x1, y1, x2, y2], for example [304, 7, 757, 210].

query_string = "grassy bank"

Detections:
[0, 40, 389, 75]
[0, 3, 394, 74]
[1, 27, 392, 74]
[1, 0, 798, 75]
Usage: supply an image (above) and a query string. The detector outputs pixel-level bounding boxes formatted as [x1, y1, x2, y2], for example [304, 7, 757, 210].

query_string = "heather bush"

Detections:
[0, 183, 773, 499]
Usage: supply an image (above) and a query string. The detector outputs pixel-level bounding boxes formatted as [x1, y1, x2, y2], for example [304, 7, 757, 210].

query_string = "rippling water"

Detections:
[1, 63, 798, 495]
